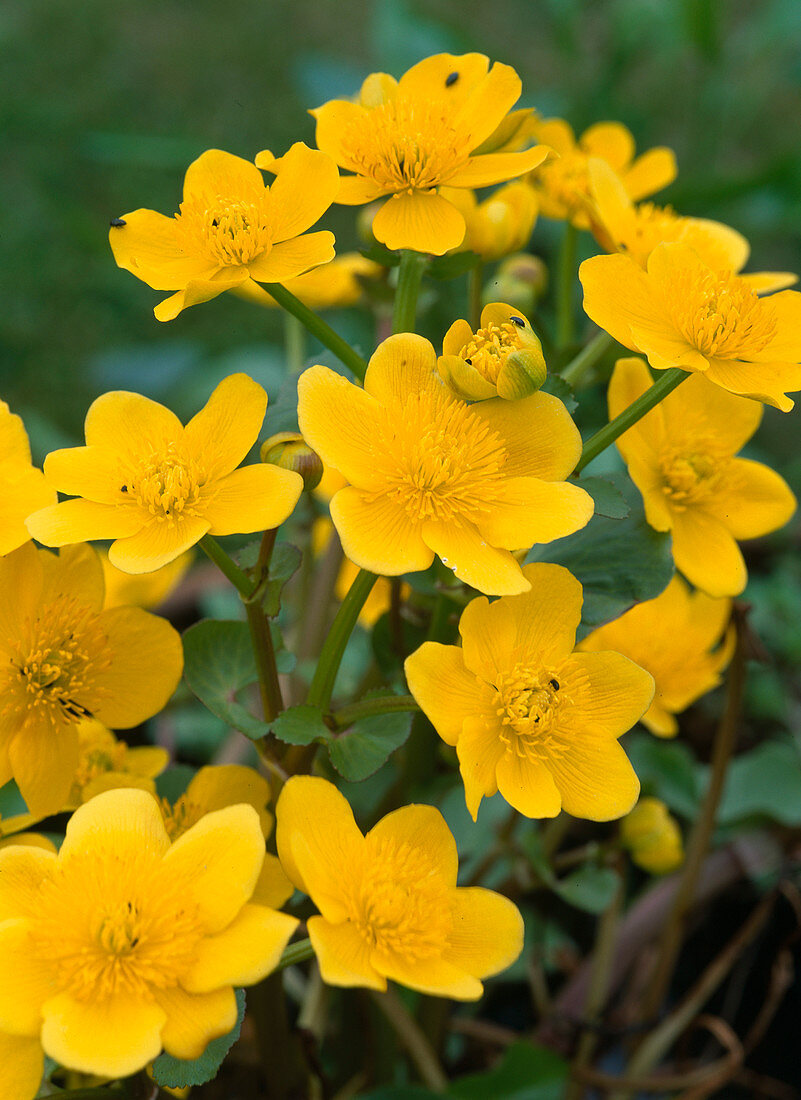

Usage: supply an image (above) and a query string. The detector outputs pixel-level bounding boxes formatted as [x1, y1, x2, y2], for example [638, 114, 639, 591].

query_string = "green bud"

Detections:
[260, 432, 323, 491]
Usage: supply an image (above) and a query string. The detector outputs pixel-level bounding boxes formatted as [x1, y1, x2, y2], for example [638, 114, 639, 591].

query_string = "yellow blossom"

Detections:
[439, 181, 538, 260]
[0, 789, 298, 1084]
[620, 797, 684, 874]
[65, 719, 169, 807]
[0, 400, 56, 556]
[579, 576, 733, 737]
[305, 53, 548, 255]
[276, 776, 523, 998]
[101, 550, 192, 609]
[527, 118, 676, 227]
[253, 252, 382, 310]
[405, 563, 652, 821]
[580, 243, 801, 410]
[438, 302, 546, 401]
[297, 334, 593, 596]
[607, 358, 796, 595]
[0, 543, 183, 816]
[586, 158, 797, 292]
[26, 373, 303, 573]
[109, 144, 339, 321]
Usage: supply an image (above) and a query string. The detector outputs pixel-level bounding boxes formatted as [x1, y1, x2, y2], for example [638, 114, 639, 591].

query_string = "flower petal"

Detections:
[445, 146, 549, 188]
[41, 991, 165, 1077]
[580, 122, 635, 171]
[312, 99, 370, 169]
[109, 209, 216, 290]
[495, 752, 562, 818]
[452, 61, 522, 150]
[155, 985, 237, 1061]
[456, 714, 504, 820]
[108, 514, 211, 574]
[84, 390, 184, 455]
[247, 231, 336, 283]
[0, 465, 57, 555]
[443, 886, 523, 977]
[623, 147, 678, 201]
[562, 652, 655, 737]
[0, 1031, 43, 1100]
[59, 788, 170, 862]
[252, 853, 294, 909]
[371, 947, 483, 1000]
[404, 643, 480, 747]
[363, 332, 441, 403]
[506, 562, 584, 661]
[372, 192, 466, 255]
[10, 722, 79, 818]
[703, 458, 796, 540]
[183, 904, 298, 993]
[671, 508, 747, 596]
[266, 143, 340, 241]
[703, 356, 801, 412]
[154, 269, 249, 322]
[0, 846, 56, 921]
[39, 445, 125, 505]
[457, 593, 516, 679]
[0, 920, 54, 1034]
[398, 53, 490, 104]
[297, 365, 383, 489]
[205, 465, 303, 536]
[471, 391, 583, 479]
[367, 804, 458, 885]
[546, 737, 640, 821]
[332, 487, 434, 576]
[183, 373, 267, 479]
[26, 499, 144, 547]
[423, 518, 529, 595]
[658, 372, 762, 454]
[336, 175, 389, 204]
[185, 764, 272, 831]
[580, 253, 672, 352]
[477, 477, 594, 549]
[308, 916, 386, 990]
[183, 149, 266, 205]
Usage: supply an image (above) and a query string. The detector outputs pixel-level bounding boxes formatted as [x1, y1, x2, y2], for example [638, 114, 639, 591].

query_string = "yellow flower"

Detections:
[26, 373, 303, 573]
[0, 543, 183, 816]
[620, 797, 684, 874]
[160, 764, 274, 842]
[0, 1031, 43, 1100]
[607, 357, 796, 595]
[438, 302, 546, 401]
[101, 550, 192, 609]
[66, 719, 169, 807]
[586, 159, 797, 292]
[439, 181, 538, 260]
[306, 53, 548, 255]
[405, 563, 652, 821]
[579, 576, 734, 737]
[528, 118, 676, 227]
[580, 243, 801, 410]
[255, 252, 382, 310]
[0, 788, 298, 1081]
[297, 334, 593, 596]
[276, 776, 523, 998]
[0, 400, 56, 556]
[109, 144, 339, 321]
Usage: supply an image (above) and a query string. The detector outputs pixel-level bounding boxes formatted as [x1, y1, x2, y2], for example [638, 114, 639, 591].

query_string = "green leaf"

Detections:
[527, 482, 673, 637]
[360, 243, 401, 267]
[153, 988, 245, 1088]
[427, 250, 482, 280]
[626, 732, 702, 819]
[328, 708, 413, 782]
[261, 543, 302, 618]
[540, 373, 577, 414]
[451, 1042, 569, 1099]
[579, 476, 630, 519]
[555, 864, 620, 914]
[182, 620, 268, 741]
[271, 705, 333, 747]
[0, 780, 27, 819]
[717, 740, 801, 826]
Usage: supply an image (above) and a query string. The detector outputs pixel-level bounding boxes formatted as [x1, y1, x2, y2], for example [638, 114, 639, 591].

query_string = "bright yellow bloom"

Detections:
[307, 53, 548, 255]
[109, 144, 339, 321]
[580, 243, 801, 410]
[27, 374, 303, 573]
[276, 776, 523, 998]
[298, 334, 593, 595]
[0, 789, 298, 1083]
[253, 252, 382, 310]
[405, 563, 652, 821]
[0, 1031, 43, 1100]
[66, 719, 169, 807]
[439, 181, 538, 260]
[0, 400, 56, 556]
[607, 358, 796, 595]
[0, 544, 182, 816]
[528, 118, 676, 227]
[620, 797, 684, 874]
[101, 550, 192, 609]
[586, 159, 797, 292]
[438, 302, 546, 401]
[579, 576, 733, 737]
[160, 764, 273, 841]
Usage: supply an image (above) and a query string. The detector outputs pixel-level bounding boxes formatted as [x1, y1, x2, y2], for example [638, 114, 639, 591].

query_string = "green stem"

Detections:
[199, 534, 253, 597]
[331, 694, 420, 730]
[243, 528, 284, 722]
[277, 937, 316, 970]
[575, 367, 689, 473]
[561, 331, 613, 386]
[284, 311, 306, 374]
[371, 987, 449, 1093]
[306, 568, 378, 710]
[393, 251, 427, 333]
[468, 261, 484, 329]
[556, 221, 577, 351]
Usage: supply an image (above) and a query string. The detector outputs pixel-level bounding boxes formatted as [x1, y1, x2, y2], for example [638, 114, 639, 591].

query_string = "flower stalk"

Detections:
[331, 693, 420, 729]
[393, 250, 427, 333]
[199, 533, 254, 597]
[561, 330, 613, 386]
[306, 568, 378, 710]
[556, 221, 577, 350]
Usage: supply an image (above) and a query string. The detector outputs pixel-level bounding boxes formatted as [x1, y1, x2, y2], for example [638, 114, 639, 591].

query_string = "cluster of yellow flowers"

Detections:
[2, 50, 799, 1096]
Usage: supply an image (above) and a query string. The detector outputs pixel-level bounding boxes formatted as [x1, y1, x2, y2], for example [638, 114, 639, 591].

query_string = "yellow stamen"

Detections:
[659, 445, 727, 508]
[668, 270, 777, 358]
[458, 320, 526, 385]
[126, 443, 205, 520]
[160, 794, 206, 840]
[491, 662, 582, 761]
[178, 194, 274, 267]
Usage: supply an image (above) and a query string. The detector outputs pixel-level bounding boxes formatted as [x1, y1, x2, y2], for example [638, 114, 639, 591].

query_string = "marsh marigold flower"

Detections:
[100, 549, 192, 609]
[305, 53, 548, 255]
[109, 144, 339, 321]
[65, 719, 169, 808]
[297, 334, 593, 595]
[0, 543, 182, 816]
[438, 302, 547, 401]
[620, 797, 684, 875]
[439, 181, 538, 260]
[27, 373, 303, 573]
[579, 576, 733, 738]
[0, 400, 56, 556]
[405, 563, 652, 821]
[607, 358, 796, 596]
[0, 789, 298, 1087]
[580, 242, 801, 410]
[527, 118, 676, 227]
[276, 776, 523, 998]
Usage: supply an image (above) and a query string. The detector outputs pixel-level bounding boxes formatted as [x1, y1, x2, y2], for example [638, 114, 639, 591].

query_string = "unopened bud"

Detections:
[260, 432, 323, 491]
[485, 253, 548, 313]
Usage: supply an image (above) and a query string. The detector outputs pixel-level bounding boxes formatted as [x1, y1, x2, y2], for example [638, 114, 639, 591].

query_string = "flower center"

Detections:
[659, 445, 727, 507]
[179, 195, 273, 266]
[347, 837, 453, 960]
[491, 662, 576, 761]
[371, 388, 507, 524]
[343, 98, 468, 193]
[2, 597, 112, 731]
[616, 203, 684, 266]
[126, 444, 205, 519]
[532, 150, 590, 214]
[72, 723, 127, 793]
[160, 794, 205, 840]
[667, 269, 777, 358]
[458, 319, 526, 384]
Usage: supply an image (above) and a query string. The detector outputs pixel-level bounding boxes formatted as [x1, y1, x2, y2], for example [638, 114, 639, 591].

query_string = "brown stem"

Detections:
[371, 987, 448, 1092]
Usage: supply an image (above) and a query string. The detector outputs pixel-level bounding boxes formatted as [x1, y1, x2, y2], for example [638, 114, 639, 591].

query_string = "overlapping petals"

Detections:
[0, 401, 56, 556]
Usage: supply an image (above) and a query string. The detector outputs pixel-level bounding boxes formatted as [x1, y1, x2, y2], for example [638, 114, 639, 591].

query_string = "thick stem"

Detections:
[575, 367, 689, 473]
[468, 261, 484, 329]
[556, 221, 577, 351]
[199, 533, 252, 597]
[561, 331, 613, 386]
[243, 528, 284, 723]
[371, 987, 449, 1093]
[331, 694, 420, 730]
[284, 310, 306, 374]
[277, 937, 316, 970]
[393, 251, 427, 334]
[249, 972, 311, 1100]
[306, 568, 378, 710]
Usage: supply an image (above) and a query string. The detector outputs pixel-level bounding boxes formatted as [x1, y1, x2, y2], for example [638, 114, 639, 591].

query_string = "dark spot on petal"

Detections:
[510, 315, 525, 326]
[110, 218, 126, 228]
[445, 71, 459, 87]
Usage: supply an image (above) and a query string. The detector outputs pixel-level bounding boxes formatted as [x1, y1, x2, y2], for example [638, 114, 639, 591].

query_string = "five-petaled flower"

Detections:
[0, 789, 298, 1090]
[0, 401, 56, 556]
[580, 242, 801, 410]
[606, 357, 796, 595]
[0, 543, 183, 816]
[405, 562, 653, 820]
[109, 144, 339, 320]
[26, 373, 303, 574]
[297, 333, 594, 595]
[275, 776, 523, 998]
[304, 53, 548, 255]
[579, 575, 733, 737]
[438, 302, 547, 401]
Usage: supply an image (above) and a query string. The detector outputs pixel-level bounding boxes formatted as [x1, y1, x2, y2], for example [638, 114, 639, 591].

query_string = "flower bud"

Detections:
[620, 797, 683, 875]
[261, 432, 323, 491]
[485, 253, 548, 315]
[438, 303, 547, 402]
